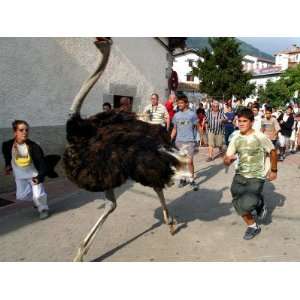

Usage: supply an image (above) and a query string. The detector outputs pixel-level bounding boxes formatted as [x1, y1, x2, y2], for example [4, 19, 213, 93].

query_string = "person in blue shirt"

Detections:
[171, 94, 200, 191]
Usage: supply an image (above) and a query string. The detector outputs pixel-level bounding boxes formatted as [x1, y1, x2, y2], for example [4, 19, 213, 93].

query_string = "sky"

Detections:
[239, 37, 300, 55]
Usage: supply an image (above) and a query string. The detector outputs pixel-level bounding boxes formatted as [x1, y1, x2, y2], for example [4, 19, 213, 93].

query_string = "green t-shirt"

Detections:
[226, 130, 274, 179]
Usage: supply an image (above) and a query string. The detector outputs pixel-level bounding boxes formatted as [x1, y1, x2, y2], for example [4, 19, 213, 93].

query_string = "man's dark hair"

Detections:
[176, 93, 188, 103]
[103, 102, 111, 109]
[237, 107, 254, 122]
[252, 103, 260, 110]
[12, 120, 29, 131]
[265, 105, 273, 113]
[287, 105, 293, 110]
[151, 93, 159, 100]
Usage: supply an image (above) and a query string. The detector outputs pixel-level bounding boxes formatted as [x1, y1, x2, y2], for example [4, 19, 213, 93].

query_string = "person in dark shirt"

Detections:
[277, 106, 294, 161]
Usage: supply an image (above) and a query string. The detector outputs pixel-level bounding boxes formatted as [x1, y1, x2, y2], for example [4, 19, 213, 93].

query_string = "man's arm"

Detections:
[223, 138, 237, 166]
[267, 149, 277, 181]
[171, 126, 177, 141]
[165, 112, 170, 131]
[31, 143, 48, 184]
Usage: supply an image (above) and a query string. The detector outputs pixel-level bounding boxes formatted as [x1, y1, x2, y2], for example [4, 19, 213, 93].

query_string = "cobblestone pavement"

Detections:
[0, 147, 300, 262]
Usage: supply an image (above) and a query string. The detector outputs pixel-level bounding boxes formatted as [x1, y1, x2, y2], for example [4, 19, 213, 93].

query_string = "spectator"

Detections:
[119, 96, 132, 112]
[2, 120, 51, 219]
[102, 102, 112, 112]
[252, 103, 262, 132]
[165, 92, 176, 131]
[205, 100, 226, 161]
[144, 93, 170, 130]
[247, 102, 253, 110]
[171, 94, 199, 191]
[261, 106, 281, 146]
[277, 106, 294, 161]
[196, 103, 207, 146]
[289, 117, 299, 154]
[224, 105, 235, 146]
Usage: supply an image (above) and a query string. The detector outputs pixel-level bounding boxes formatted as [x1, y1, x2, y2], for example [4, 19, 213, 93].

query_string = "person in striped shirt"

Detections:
[205, 100, 226, 162]
[143, 93, 170, 130]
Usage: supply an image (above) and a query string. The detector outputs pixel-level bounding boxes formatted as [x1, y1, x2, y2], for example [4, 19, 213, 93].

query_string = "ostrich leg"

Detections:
[73, 189, 117, 262]
[154, 188, 177, 235]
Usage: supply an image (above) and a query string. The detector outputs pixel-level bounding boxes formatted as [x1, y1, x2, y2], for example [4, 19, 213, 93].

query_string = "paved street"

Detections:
[0, 147, 300, 262]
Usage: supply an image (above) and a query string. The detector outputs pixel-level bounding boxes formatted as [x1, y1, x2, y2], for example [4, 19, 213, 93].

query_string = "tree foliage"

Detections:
[192, 37, 255, 100]
[258, 80, 292, 107]
[258, 64, 300, 107]
[283, 64, 300, 96]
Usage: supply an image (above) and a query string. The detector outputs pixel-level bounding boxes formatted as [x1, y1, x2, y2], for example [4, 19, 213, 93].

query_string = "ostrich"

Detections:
[64, 38, 189, 262]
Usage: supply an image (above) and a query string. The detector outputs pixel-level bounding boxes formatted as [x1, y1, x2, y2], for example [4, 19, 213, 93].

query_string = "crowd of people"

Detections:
[2, 92, 299, 240]
[135, 92, 300, 166]
[132, 92, 299, 240]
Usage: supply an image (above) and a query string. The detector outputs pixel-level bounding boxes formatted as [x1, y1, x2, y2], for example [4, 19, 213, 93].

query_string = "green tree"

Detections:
[282, 64, 300, 98]
[192, 37, 255, 100]
[258, 79, 292, 107]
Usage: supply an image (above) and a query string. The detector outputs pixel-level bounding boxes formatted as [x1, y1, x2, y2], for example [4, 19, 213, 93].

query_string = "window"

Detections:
[113, 95, 133, 111]
[188, 59, 194, 67]
[186, 74, 194, 82]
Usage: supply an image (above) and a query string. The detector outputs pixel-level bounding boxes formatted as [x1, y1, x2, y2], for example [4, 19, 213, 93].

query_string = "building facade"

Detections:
[172, 49, 204, 103]
[242, 55, 275, 72]
[275, 44, 300, 70]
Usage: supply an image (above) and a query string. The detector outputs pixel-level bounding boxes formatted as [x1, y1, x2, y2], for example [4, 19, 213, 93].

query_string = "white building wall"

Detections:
[0, 37, 170, 129]
[275, 54, 289, 70]
[173, 53, 201, 84]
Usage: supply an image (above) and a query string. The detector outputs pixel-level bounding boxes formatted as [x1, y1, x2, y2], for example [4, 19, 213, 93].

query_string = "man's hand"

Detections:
[4, 166, 12, 176]
[32, 177, 40, 185]
[267, 171, 277, 181]
[223, 154, 237, 166]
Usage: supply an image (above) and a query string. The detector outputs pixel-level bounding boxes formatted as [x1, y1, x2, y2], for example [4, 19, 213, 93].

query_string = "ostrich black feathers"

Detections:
[63, 110, 180, 192]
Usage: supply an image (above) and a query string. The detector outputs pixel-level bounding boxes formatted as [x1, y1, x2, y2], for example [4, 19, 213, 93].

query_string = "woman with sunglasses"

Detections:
[2, 120, 50, 219]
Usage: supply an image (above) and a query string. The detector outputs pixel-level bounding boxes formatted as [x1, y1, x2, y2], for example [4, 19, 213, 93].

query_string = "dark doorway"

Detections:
[0, 198, 14, 207]
[113, 95, 133, 109]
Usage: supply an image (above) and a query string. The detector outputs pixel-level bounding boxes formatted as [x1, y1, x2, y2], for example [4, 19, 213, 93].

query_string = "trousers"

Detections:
[15, 178, 48, 212]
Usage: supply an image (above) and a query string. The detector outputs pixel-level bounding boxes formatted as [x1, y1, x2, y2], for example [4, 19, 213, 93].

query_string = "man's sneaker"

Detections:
[190, 181, 198, 191]
[257, 205, 268, 221]
[39, 210, 49, 220]
[243, 226, 261, 240]
[177, 179, 187, 188]
[279, 155, 284, 161]
[291, 150, 296, 154]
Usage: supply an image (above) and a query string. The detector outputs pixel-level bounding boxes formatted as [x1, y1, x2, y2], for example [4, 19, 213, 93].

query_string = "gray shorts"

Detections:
[230, 174, 265, 216]
[175, 141, 195, 158]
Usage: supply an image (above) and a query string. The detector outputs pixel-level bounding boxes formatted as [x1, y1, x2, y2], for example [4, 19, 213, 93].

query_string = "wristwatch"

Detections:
[271, 169, 278, 173]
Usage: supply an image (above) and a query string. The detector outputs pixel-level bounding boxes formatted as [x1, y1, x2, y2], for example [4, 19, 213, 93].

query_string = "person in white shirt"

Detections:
[252, 103, 262, 132]
[143, 93, 170, 130]
[2, 120, 50, 219]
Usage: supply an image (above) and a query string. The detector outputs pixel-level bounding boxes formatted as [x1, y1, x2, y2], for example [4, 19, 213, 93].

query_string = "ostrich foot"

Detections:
[167, 216, 177, 235]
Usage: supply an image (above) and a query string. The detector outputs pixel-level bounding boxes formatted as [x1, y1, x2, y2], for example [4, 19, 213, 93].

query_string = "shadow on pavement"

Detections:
[261, 181, 286, 226]
[194, 162, 225, 185]
[154, 186, 231, 235]
[0, 180, 134, 237]
[92, 221, 162, 262]
[92, 186, 232, 261]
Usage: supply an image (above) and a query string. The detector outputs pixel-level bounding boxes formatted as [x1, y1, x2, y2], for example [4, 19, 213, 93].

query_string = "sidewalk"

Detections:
[0, 178, 79, 217]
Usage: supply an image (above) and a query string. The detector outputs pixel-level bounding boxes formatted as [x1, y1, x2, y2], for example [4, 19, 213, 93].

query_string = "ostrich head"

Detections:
[69, 37, 112, 117]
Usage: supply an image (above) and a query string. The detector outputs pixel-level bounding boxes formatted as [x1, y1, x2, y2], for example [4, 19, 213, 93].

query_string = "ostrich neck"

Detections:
[69, 44, 111, 116]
